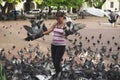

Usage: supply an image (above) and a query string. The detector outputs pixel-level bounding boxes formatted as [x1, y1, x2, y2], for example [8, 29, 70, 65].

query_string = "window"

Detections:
[110, 2, 114, 8]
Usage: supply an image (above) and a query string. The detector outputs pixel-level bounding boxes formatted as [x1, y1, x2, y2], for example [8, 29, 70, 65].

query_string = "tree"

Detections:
[34, 0, 45, 9]
[24, 0, 33, 12]
[66, 0, 85, 8]
[39, 0, 85, 13]
[23, 0, 43, 12]
[66, 0, 85, 13]
[0, 0, 22, 14]
[85, 0, 106, 9]
[34, 0, 43, 5]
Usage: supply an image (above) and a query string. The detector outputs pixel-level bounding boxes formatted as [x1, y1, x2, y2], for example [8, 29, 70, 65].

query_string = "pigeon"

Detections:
[109, 47, 112, 52]
[112, 36, 115, 40]
[107, 40, 110, 45]
[83, 8, 120, 27]
[12, 45, 16, 50]
[85, 36, 88, 40]
[117, 46, 120, 50]
[24, 19, 47, 41]
[97, 40, 100, 44]
[99, 33, 102, 39]
[114, 42, 117, 46]
[91, 36, 94, 39]
[87, 39, 90, 43]
[111, 53, 119, 63]
[93, 43, 96, 46]
[64, 17, 86, 37]
[0, 48, 4, 53]
[108, 11, 119, 24]
[3, 34, 6, 37]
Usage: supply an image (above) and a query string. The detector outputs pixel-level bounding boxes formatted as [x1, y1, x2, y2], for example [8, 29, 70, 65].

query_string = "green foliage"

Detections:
[85, 0, 92, 7]
[45, 0, 55, 6]
[85, 0, 106, 9]
[39, 0, 85, 8]
[68, 0, 85, 8]
[0, 0, 22, 4]
[37, 0, 55, 8]
[0, 64, 6, 80]
[0, 0, 2, 4]
[34, 0, 43, 5]
[93, 0, 106, 8]
[0, 0, 22, 14]
[0, 0, 21, 5]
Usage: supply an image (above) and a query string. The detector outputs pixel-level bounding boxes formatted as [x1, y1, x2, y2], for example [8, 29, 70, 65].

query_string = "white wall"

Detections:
[102, 0, 119, 11]
[15, 1, 36, 11]
[15, 2, 24, 11]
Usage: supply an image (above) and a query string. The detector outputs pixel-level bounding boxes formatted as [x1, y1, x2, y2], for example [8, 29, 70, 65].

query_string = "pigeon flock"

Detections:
[0, 18, 120, 80]
[23, 17, 86, 41]
[0, 34, 120, 80]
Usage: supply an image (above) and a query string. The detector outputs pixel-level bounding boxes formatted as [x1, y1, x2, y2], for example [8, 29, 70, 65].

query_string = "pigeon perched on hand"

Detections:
[24, 19, 47, 41]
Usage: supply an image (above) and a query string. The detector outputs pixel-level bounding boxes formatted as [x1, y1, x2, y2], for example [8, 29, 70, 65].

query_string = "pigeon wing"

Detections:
[73, 23, 86, 31]
[83, 8, 110, 19]
[115, 11, 120, 16]
[23, 25, 33, 34]
[65, 16, 72, 22]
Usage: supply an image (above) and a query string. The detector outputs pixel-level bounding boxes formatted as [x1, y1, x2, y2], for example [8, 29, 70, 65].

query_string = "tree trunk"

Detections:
[24, 1, 35, 12]
[24, 2, 31, 12]
[0, 6, 6, 14]
[6, 3, 15, 13]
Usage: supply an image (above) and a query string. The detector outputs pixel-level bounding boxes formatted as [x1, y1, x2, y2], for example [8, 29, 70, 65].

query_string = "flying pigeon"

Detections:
[82, 8, 120, 26]
[23, 19, 47, 41]
[64, 17, 86, 36]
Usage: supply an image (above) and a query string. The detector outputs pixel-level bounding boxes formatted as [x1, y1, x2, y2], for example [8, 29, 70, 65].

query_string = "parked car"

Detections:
[42, 7, 49, 13]
[24, 11, 42, 19]
[51, 6, 57, 14]
[51, 6, 68, 14]
[24, 13, 36, 19]
[4, 10, 22, 20]
[9, 10, 22, 16]
[29, 9, 41, 14]
[59, 6, 67, 13]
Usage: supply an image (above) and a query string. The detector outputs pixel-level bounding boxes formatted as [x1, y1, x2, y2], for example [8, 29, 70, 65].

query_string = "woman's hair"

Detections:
[56, 11, 65, 17]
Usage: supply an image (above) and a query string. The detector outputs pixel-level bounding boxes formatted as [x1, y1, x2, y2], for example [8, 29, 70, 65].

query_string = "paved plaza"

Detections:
[0, 16, 120, 64]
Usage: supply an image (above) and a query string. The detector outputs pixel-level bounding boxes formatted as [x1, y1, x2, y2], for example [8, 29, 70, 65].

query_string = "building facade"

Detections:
[102, 0, 120, 11]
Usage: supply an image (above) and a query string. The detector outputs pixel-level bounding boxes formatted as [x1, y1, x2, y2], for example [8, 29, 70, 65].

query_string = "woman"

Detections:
[43, 11, 66, 77]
